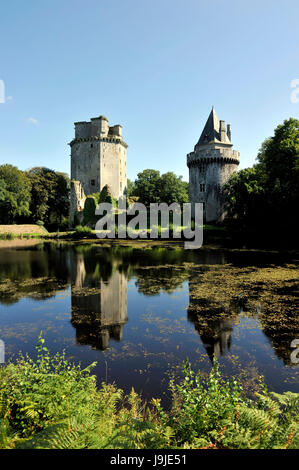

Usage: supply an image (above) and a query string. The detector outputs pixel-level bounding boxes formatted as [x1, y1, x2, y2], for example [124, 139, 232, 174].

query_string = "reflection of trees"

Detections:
[187, 268, 240, 361]
[2, 241, 297, 367]
[133, 248, 227, 296]
[187, 264, 299, 366]
[258, 281, 299, 365]
[188, 307, 239, 362]
[0, 242, 70, 304]
[135, 267, 189, 296]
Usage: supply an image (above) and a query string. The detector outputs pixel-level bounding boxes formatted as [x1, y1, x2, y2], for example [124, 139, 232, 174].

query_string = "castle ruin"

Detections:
[69, 115, 128, 224]
[187, 108, 240, 223]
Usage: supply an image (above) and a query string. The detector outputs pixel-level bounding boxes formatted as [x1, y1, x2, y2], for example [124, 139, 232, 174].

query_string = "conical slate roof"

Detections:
[197, 108, 231, 145]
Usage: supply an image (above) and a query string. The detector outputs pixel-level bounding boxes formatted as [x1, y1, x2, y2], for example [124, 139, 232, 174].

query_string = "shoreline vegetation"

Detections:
[0, 336, 298, 449]
[0, 224, 297, 251]
[0, 223, 222, 238]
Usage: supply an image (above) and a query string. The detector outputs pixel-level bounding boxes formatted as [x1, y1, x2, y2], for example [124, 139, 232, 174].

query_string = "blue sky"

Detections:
[0, 0, 298, 181]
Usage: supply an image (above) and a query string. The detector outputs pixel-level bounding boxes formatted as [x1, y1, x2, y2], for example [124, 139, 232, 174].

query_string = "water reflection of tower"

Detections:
[187, 262, 237, 362]
[70, 251, 128, 350]
[190, 314, 234, 361]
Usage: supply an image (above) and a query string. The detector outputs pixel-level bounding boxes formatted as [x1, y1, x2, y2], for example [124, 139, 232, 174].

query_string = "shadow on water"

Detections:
[0, 241, 298, 402]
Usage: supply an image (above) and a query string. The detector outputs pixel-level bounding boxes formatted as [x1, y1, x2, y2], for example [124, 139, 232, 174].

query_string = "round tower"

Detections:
[187, 108, 240, 223]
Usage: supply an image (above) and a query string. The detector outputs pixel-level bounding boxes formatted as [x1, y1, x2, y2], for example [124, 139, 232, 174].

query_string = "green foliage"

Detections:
[224, 118, 299, 234]
[224, 166, 264, 228]
[132, 169, 189, 207]
[26, 167, 70, 229]
[256, 118, 299, 228]
[132, 169, 162, 207]
[0, 164, 32, 223]
[83, 196, 98, 226]
[73, 211, 80, 227]
[0, 232, 49, 240]
[99, 184, 115, 205]
[82, 187, 116, 227]
[0, 179, 6, 202]
[0, 339, 298, 449]
[159, 172, 189, 205]
[74, 225, 93, 236]
[161, 360, 299, 449]
[126, 178, 135, 198]
[164, 361, 244, 446]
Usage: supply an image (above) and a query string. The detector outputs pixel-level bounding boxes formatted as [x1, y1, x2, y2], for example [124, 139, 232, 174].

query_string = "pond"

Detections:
[0, 240, 298, 406]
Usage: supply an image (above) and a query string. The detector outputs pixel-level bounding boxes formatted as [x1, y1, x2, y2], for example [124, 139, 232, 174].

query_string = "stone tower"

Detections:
[187, 108, 240, 223]
[70, 252, 128, 350]
[69, 115, 128, 224]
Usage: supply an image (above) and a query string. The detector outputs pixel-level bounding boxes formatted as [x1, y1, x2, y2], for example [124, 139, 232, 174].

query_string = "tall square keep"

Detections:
[69, 115, 128, 224]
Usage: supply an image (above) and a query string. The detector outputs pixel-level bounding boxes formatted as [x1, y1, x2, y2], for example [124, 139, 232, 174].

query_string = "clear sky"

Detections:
[0, 0, 298, 181]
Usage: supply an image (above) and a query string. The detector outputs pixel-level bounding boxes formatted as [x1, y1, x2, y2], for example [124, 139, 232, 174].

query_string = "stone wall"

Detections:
[188, 147, 240, 223]
[70, 180, 86, 224]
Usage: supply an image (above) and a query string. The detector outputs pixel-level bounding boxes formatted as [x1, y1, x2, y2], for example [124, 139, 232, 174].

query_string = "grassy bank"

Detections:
[0, 224, 297, 250]
[0, 224, 224, 242]
[0, 336, 298, 449]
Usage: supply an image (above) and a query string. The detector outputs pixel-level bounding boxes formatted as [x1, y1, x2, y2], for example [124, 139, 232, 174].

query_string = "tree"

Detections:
[256, 118, 299, 225]
[54, 172, 70, 225]
[159, 172, 189, 205]
[132, 169, 162, 207]
[126, 178, 135, 198]
[224, 166, 264, 228]
[0, 165, 31, 224]
[0, 179, 6, 202]
[132, 169, 189, 206]
[27, 167, 69, 227]
[224, 118, 299, 233]
[99, 184, 114, 204]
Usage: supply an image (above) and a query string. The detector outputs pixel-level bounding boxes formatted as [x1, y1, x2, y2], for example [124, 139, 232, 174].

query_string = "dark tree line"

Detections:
[224, 118, 299, 238]
[127, 170, 189, 206]
[0, 165, 70, 229]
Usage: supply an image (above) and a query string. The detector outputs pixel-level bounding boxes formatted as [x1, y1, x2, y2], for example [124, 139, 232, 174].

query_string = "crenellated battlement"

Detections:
[73, 116, 126, 142]
[69, 135, 128, 148]
[187, 146, 240, 167]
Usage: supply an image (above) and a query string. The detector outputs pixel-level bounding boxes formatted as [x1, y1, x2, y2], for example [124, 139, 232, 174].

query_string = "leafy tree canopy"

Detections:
[0, 178, 6, 202]
[160, 172, 189, 206]
[224, 118, 299, 232]
[132, 169, 189, 206]
[26, 167, 69, 227]
[0, 164, 31, 223]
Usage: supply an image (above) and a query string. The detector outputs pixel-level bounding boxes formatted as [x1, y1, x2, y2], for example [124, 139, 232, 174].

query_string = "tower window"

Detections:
[91, 179, 95, 186]
[90, 144, 93, 148]
[200, 184, 205, 192]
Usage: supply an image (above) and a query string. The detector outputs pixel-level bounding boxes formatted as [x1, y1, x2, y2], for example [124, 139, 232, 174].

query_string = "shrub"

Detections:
[74, 225, 92, 235]
[0, 339, 298, 449]
[73, 211, 81, 227]
[161, 360, 299, 449]
[99, 184, 116, 206]
[0, 233, 14, 240]
[83, 196, 98, 226]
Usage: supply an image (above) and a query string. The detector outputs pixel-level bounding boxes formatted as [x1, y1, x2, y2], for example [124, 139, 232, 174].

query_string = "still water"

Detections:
[0, 241, 298, 405]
